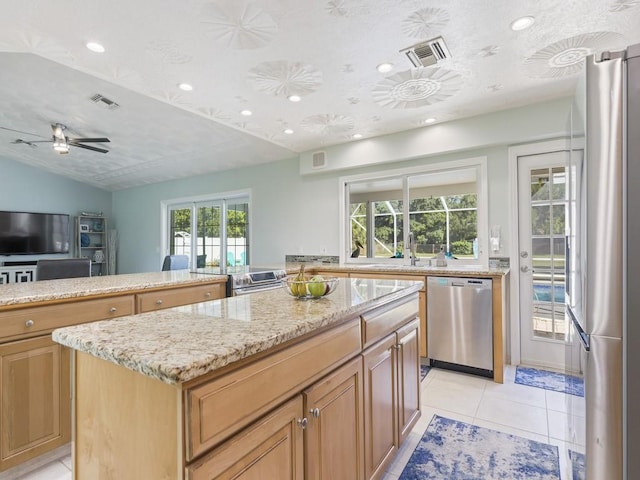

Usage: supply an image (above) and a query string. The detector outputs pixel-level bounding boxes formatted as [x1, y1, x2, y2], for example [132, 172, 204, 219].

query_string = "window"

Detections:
[163, 191, 250, 269]
[341, 158, 488, 263]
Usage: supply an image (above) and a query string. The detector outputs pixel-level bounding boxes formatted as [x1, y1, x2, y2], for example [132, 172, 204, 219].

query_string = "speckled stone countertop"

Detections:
[53, 278, 422, 385]
[0, 271, 228, 307]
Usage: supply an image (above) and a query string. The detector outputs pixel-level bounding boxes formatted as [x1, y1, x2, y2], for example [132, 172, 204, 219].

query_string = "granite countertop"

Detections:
[0, 271, 228, 307]
[53, 278, 422, 385]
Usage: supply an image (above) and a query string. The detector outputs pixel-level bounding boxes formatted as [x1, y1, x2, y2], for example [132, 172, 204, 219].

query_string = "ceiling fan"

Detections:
[3, 123, 110, 154]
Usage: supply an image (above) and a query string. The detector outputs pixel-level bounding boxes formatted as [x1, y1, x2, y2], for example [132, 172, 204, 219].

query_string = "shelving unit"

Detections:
[76, 215, 108, 276]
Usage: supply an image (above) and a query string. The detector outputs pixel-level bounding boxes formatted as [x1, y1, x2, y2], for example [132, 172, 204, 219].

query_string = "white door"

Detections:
[517, 151, 568, 369]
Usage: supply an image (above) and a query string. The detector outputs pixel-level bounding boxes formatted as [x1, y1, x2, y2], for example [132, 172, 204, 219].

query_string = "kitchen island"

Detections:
[53, 277, 422, 480]
[0, 271, 228, 474]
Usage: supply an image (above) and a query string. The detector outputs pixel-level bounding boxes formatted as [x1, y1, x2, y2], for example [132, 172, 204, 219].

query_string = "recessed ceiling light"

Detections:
[86, 42, 105, 53]
[240, 109, 252, 116]
[424, 118, 436, 124]
[510, 16, 535, 31]
[377, 63, 394, 73]
[352, 133, 363, 139]
[284, 128, 294, 135]
[178, 83, 193, 91]
[288, 95, 301, 102]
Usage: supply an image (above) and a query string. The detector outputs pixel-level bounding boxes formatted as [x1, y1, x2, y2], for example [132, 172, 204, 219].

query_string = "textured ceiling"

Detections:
[0, 0, 639, 191]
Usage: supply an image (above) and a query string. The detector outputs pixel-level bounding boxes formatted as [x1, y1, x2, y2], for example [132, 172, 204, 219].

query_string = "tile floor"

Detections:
[12, 365, 585, 480]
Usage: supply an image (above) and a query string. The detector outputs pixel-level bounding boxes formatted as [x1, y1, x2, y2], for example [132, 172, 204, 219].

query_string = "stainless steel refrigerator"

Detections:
[566, 43, 640, 479]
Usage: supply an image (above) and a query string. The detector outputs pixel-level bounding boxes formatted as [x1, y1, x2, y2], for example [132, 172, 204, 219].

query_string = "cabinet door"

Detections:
[396, 319, 421, 445]
[304, 356, 364, 480]
[0, 336, 70, 471]
[186, 395, 304, 480]
[362, 333, 397, 480]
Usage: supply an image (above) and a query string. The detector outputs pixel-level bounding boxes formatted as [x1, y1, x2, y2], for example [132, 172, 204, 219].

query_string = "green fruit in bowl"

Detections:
[308, 275, 326, 297]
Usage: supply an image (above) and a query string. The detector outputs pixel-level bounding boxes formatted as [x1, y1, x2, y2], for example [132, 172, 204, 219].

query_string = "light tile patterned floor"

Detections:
[383, 365, 585, 480]
[11, 365, 584, 480]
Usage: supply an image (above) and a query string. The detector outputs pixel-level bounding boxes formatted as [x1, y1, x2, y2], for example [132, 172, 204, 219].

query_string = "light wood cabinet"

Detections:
[187, 395, 304, 480]
[304, 356, 364, 480]
[362, 333, 397, 480]
[362, 319, 421, 480]
[137, 283, 225, 313]
[0, 336, 70, 471]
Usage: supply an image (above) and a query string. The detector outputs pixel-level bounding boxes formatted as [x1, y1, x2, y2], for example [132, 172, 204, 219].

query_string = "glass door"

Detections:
[518, 151, 568, 368]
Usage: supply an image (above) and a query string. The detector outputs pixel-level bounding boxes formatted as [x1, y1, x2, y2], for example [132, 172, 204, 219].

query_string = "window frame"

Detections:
[160, 189, 252, 269]
[339, 157, 488, 265]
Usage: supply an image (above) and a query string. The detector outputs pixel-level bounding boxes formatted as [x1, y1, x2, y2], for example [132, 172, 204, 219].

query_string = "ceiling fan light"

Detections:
[52, 141, 69, 153]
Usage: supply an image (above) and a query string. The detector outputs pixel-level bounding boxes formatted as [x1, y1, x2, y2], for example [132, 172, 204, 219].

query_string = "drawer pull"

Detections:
[204, 292, 211, 297]
[155, 299, 163, 305]
[25, 319, 34, 328]
[109, 307, 117, 313]
[310, 407, 320, 418]
[297, 417, 308, 430]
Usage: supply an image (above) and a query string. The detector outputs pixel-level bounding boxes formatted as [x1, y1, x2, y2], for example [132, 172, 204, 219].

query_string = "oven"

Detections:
[226, 268, 288, 296]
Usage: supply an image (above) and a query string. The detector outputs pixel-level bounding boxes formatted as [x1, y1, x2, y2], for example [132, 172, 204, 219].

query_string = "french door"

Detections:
[166, 195, 250, 269]
[517, 151, 568, 369]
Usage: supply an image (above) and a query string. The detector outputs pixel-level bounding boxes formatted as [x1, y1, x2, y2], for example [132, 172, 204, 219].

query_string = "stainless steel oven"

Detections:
[226, 267, 288, 296]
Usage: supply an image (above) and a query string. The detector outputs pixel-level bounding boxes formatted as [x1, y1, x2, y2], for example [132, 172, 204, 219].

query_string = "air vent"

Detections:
[400, 36, 450, 68]
[90, 94, 120, 110]
[312, 151, 327, 169]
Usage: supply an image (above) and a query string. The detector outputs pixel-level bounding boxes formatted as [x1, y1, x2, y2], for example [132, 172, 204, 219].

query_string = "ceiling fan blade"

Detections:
[1, 126, 47, 138]
[67, 137, 111, 143]
[68, 142, 109, 154]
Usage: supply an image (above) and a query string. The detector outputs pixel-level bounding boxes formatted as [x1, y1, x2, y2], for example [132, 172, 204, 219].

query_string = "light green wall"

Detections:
[0, 156, 112, 262]
[113, 98, 571, 274]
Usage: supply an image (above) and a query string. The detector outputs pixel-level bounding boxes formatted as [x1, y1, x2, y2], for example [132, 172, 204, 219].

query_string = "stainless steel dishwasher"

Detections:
[427, 276, 493, 376]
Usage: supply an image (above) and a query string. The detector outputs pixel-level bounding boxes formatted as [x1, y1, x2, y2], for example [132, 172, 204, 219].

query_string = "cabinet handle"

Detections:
[392, 344, 401, 351]
[155, 299, 163, 305]
[297, 417, 308, 429]
[25, 319, 34, 328]
[204, 292, 211, 297]
[310, 408, 320, 418]
[109, 307, 117, 313]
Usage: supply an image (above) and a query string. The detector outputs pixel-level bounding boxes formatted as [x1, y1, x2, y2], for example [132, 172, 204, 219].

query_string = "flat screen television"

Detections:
[0, 211, 70, 255]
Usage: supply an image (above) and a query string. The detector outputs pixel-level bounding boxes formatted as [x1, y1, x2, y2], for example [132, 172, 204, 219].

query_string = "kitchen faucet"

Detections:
[408, 232, 417, 266]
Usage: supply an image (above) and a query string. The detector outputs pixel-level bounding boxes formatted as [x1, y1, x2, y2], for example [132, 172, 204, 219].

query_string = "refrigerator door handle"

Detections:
[567, 306, 590, 351]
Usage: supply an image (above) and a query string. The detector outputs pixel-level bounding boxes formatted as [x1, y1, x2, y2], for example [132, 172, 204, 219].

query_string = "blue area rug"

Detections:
[399, 415, 560, 480]
[569, 450, 585, 480]
[515, 366, 584, 397]
[420, 364, 431, 381]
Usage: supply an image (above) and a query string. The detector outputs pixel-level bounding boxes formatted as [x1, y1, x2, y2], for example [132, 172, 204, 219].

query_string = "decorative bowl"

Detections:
[283, 275, 339, 299]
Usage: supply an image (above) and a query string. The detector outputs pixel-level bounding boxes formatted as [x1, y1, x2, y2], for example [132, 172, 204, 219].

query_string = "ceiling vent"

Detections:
[312, 151, 327, 169]
[90, 94, 120, 110]
[400, 36, 450, 68]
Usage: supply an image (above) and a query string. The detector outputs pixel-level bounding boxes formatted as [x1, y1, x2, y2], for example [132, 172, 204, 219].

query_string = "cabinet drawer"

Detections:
[361, 294, 419, 348]
[136, 283, 225, 313]
[185, 318, 361, 461]
[0, 295, 135, 339]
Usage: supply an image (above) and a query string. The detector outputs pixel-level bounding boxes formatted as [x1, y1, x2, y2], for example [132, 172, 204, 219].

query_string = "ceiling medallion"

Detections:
[247, 61, 323, 97]
[610, 0, 640, 12]
[402, 8, 450, 38]
[200, 1, 278, 49]
[146, 41, 192, 64]
[372, 68, 463, 109]
[300, 114, 355, 135]
[326, 0, 349, 17]
[524, 32, 625, 78]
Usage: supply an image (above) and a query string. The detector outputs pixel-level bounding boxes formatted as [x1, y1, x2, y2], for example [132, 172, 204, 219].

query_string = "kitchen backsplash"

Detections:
[285, 255, 340, 265]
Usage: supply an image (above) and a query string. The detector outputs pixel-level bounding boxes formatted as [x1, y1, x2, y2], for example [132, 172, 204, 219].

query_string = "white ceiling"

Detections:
[0, 0, 639, 191]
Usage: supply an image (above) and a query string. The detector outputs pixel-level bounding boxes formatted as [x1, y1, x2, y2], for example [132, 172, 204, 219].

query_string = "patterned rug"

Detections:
[569, 450, 585, 480]
[515, 366, 584, 397]
[420, 364, 431, 381]
[399, 415, 561, 480]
